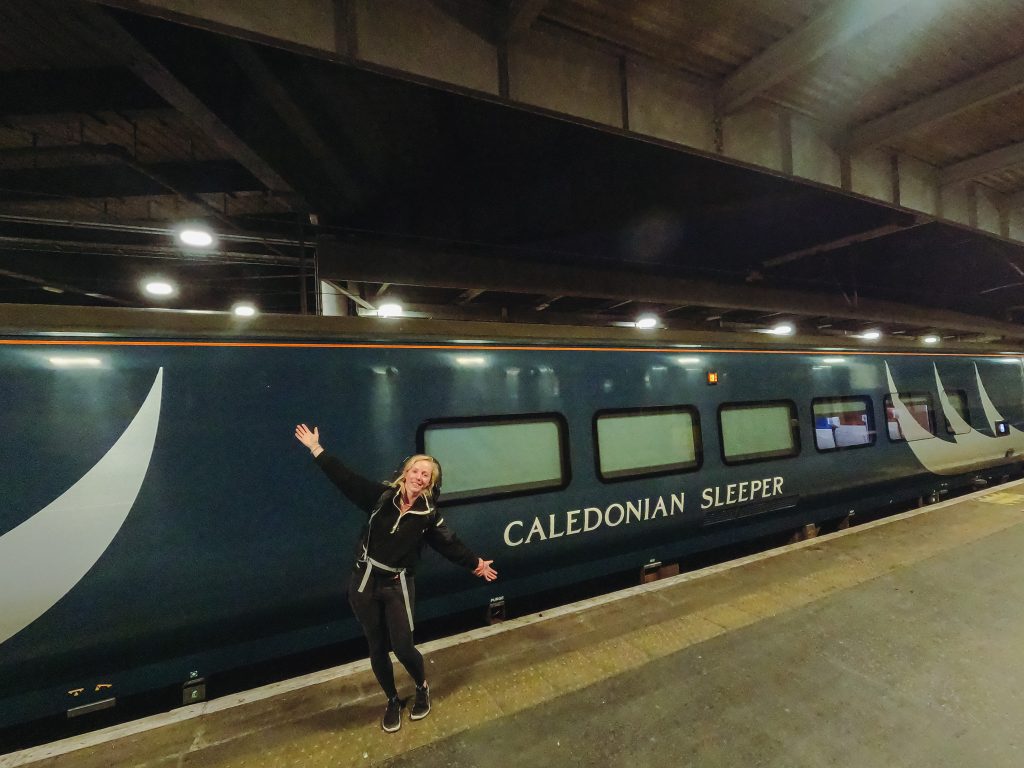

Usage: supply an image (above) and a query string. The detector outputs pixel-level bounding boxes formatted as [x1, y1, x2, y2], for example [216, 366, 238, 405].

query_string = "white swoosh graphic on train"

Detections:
[0, 368, 163, 646]
[885, 362, 1024, 474]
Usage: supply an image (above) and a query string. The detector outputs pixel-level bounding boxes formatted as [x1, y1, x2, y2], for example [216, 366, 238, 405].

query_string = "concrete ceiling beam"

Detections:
[504, 0, 549, 41]
[719, 0, 911, 114]
[939, 141, 1024, 186]
[846, 52, 1024, 152]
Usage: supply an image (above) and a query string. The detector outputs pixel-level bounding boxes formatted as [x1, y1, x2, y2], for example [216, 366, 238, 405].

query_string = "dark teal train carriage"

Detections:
[2, 304, 1022, 728]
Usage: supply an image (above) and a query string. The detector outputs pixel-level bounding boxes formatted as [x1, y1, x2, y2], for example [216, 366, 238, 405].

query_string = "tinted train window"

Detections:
[595, 406, 701, 481]
[944, 389, 971, 435]
[884, 393, 935, 441]
[812, 397, 875, 452]
[719, 400, 800, 465]
[420, 415, 568, 502]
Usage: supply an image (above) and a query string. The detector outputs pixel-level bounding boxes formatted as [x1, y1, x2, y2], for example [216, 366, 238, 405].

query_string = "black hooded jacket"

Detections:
[314, 453, 479, 575]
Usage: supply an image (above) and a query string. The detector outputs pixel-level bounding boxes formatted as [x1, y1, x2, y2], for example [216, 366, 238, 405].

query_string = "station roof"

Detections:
[3, 0, 1024, 345]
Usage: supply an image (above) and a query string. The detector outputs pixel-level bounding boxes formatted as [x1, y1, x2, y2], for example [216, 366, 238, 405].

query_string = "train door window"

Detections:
[812, 397, 875, 452]
[883, 392, 935, 441]
[719, 400, 800, 465]
[943, 389, 971, 435]
[594, 406, 702, 481]
[419, 414, 569, 503]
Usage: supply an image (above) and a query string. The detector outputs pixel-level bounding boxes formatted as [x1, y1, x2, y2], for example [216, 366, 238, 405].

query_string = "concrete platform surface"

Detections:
[6, 482, 1024, 767]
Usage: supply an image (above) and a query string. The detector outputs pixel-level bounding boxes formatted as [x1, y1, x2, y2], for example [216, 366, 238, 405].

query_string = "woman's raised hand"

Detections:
[294, 423, 321, 451]
[473, 558, 498, 582]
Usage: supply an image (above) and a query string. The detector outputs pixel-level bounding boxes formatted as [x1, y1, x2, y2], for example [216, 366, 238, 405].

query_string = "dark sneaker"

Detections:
[382, 696, 402, 732]
[410, 684, 430, 720]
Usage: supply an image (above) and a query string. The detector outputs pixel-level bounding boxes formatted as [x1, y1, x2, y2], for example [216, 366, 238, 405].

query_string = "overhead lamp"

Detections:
[859, 330, 881, 340]
[176, 226, 215, 248]
[922, 335, 940, 344]
[768, 323, 794, 336]
[377, 302, 403, 318]
[233, 302, 257, 317]
[635, 315, 658, 329]
[143, 279, 176, 298]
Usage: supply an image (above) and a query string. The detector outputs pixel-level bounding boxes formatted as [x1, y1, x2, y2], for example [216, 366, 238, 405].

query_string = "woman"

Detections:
[294, 423, 498, 733]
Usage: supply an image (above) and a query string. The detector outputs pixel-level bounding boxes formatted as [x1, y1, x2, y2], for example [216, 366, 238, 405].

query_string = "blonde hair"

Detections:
[390, 454, 441, 498]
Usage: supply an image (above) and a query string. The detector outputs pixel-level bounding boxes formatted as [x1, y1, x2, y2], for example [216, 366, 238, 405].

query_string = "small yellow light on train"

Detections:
[707, 371, 719, 385]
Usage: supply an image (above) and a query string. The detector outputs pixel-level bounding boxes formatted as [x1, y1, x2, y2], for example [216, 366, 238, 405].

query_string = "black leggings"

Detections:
[348, 572, 424, 699]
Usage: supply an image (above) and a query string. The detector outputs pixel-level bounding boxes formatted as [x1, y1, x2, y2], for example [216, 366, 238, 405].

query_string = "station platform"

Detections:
[6, 480, 1024, 768]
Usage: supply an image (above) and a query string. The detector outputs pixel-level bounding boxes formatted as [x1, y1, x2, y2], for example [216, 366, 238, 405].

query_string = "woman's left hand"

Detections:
[473, 558, 498, 581]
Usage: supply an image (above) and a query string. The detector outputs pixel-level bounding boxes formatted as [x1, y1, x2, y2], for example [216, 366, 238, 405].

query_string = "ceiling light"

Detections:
[859, 330, 881, 340]
[143, 280, 176, 297]
[455, 355, 486, 366]
[377, 302, 403, 318]
[821, 357, 846, 364]
[769, 323, 794, 335]
[232, 302, 257, 317]
[177, 227, 214, 248]
[922, 335, 940, 344]
[635, 315, 658, 329]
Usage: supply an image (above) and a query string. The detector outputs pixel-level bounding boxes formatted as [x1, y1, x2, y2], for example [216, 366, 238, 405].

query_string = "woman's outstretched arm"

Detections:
[294, 423, 388, 514]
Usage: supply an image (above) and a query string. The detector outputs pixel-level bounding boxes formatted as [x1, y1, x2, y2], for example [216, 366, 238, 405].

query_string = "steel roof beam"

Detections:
[225, 40, 361, 205]
[761, 221, 924, 269]
[456, 288, 486, 305]
[321, 279, 375, 311]
[718, 0, 911, 114]
[0, 267, 132, 306]
[319, 238, 1024, 339]
[0, 234, 303, 266]
[71, 4, 295, 196]
[846, 52, 1024, 152]
[0, 192, 295, 221]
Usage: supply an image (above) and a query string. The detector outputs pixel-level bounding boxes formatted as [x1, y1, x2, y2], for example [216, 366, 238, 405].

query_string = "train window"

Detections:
[944, 389, 971, 435]
[419, 414, 568, 502]
[719, 400, 800, 465]
[594, 406, 702, 481]
[883, 393, 935, 441]
[812, 397, 875, 452]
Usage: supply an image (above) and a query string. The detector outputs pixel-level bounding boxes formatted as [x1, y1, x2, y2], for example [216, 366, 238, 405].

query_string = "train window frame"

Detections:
[417, 412, 571, 505]
[811, 396, 876, 453]
[592, 404, 703, 483]
[943, 389, 971, 435]
[883, 392, 936, 442]
[718, 399, 801, 466]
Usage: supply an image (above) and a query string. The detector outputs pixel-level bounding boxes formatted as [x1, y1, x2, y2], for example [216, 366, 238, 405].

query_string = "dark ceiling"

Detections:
[2, 1, 1024, 341]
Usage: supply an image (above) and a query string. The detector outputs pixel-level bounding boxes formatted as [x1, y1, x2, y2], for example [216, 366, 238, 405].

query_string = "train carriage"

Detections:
[2, 303, 1022, 729]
